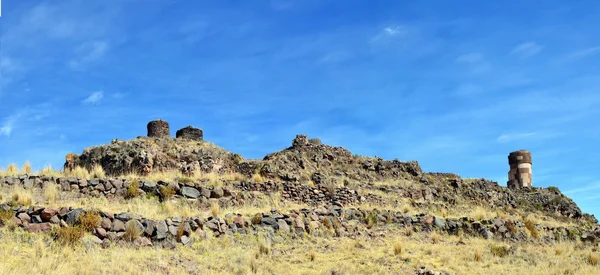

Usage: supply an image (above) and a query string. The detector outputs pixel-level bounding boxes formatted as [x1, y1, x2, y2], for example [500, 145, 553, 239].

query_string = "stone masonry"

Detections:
[176, 126, 203, 141]
[147, 120, 170, 138]
[507, 150, 532, 189]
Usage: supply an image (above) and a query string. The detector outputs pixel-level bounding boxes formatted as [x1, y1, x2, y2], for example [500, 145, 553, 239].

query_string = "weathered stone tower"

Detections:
[176, 126, 203, 141]
[507, 150, 532, 189]
[147, 120, 170, 138]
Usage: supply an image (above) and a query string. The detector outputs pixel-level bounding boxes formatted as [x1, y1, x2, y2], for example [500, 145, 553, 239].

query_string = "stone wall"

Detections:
[3, 203, 599, 249]
[147, 120, 170, 138]
[0, 176, 369, 207]
[508, 150, 532, 189]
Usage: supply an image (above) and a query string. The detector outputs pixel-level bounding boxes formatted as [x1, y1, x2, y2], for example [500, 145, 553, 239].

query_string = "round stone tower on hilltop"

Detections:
[176, 126, 203, 141]
[507, 150, 532, 189]
[147, 120, 170, 138]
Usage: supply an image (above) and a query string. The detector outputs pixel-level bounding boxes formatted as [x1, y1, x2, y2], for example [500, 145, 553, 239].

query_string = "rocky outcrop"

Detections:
[66, 137, 236, 176]
[259, 134, 422, 183]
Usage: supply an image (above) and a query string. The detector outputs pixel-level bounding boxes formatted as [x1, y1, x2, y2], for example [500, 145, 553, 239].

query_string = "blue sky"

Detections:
[1, 0, 599, 216]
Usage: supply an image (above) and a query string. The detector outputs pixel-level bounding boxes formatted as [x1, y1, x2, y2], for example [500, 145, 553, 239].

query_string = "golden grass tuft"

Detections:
[90, 164, 106, 179]
[52, 226, 85, 246]
[159, 185, 176, 200]
[524, 215, 541, 239]
[11, 187, 33, 206]
[21, 161, 32, 175]
[474, 249, 483, 262]
[211, 203, 220, 218]
[126, 180, 141, 199]
[258, 241, 271, 256]
[66, 166, 90, 179]
[78, 211, 102, 231]
[587, 252, 599, 266]
[44, 183, 59, 203]
[393, 240, 403, 255]
[251, 173, 264, 183]
[123, 220, 143, 242]
[4, 163, 19, 177]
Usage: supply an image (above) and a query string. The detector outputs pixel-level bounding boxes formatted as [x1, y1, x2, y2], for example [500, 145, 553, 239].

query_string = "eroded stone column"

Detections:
[507, 150, 532, 189]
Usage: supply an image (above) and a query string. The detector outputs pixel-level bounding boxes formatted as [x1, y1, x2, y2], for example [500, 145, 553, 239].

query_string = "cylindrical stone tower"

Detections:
[176, 126, 203, 141]
[507, 150, 532, 189]
[147, 120, 170, 138]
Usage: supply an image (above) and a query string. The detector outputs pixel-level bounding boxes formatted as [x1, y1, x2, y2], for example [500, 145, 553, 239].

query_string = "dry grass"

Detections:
[65, 166, 90, 179]
[90, 164, 106, 179]
[251, 173, 264, 183]
[44, 183, 59, 203]
[588, 253, 599, 266]
[1, 227, 598, 275]
[211, 203, 220, 218]
[123, 220, 143, 242]
[10, 187, 33, 206]
[52, 226, 85, 246]
[0, 163, 19, 177]
[126, 180, 141, 199]
[21, 162, 32, 175]
[78, 211, 102, 231]
[393, 240, 403, 255]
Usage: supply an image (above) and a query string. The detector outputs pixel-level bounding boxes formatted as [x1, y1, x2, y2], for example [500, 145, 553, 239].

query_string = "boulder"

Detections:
[181, 187, 200, 199]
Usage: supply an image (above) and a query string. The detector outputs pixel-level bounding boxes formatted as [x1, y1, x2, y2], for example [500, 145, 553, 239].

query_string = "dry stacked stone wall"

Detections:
[508, 150, 532, 189]
[3, 203, 599, 249]
[176, 126, 203, 141]
[147, 120, 170, 138]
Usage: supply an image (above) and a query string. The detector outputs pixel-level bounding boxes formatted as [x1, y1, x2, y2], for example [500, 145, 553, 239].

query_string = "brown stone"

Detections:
[41, 208, 58, 222]
[25, 223, 52, 233]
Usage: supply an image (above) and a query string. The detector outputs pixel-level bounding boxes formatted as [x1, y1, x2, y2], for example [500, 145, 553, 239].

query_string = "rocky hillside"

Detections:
[62, 131, 597, 226]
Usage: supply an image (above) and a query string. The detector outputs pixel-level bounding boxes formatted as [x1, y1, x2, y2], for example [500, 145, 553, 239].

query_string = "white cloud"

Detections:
[511, 42, 543, 58]
[69, 41, 110, 69]
[82, 91, 104, 105]
[370, 25, 409, 44]
[496, 132, 536, 143]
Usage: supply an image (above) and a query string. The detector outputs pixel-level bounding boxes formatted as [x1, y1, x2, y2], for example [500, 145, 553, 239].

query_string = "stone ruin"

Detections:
[176, 126, 203, 141]
[507, 150, 532, 189]
[147, 120, 170, 138]
[292, 134, 309, 148]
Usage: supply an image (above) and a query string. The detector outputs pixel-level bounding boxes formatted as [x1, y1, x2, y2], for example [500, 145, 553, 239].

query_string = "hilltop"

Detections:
[0, 120, 598, 275]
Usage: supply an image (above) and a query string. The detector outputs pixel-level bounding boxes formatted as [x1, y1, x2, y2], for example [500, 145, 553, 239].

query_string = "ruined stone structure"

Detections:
[292, 134, 309, 147]
[147, 120, 170, 138]
[176, 126, 203, 141]
[507, 150, 532, 189]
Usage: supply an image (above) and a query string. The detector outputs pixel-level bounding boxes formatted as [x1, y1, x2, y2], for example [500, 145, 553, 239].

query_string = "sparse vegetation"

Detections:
[393, 240, 403, 255]
[78, 211, 102, 231]
[126, 180, 141, 199]
[159, 185, 175, 200]
[52, 226, 85, 246]
[123, 220, 143, 241]
[21, 162, 32, 175]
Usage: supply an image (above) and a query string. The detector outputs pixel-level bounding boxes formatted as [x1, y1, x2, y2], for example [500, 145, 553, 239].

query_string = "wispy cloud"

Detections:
[370, 25, 409, 44]
[69, 41, 110, 69]
[567, 46, 600, 59]
[564, 181, 600, 195]
[511, 42, 543, 58]
[82, 91, 104, 105]
[496, 132, 537, 143]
